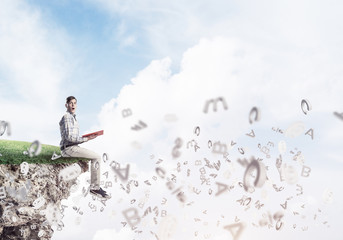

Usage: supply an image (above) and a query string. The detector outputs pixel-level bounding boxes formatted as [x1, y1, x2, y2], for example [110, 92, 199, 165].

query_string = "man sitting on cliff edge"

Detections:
[59, 96, 109, 199]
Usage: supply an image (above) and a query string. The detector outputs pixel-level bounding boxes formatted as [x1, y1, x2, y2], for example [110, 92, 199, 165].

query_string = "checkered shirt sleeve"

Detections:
[59, 112, 86, 147]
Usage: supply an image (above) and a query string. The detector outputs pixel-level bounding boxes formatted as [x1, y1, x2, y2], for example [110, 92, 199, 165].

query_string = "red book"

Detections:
[82, 130, 104, 138]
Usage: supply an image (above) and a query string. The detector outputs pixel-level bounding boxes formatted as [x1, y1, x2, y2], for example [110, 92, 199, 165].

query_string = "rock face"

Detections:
[0, 161, 88, 240]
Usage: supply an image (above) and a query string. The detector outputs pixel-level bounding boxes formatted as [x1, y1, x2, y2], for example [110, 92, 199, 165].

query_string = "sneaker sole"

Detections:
[90, 191, 111, 199]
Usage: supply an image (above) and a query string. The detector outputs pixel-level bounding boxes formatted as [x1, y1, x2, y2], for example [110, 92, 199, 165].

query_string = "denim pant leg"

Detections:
[62, 145, 101, 189]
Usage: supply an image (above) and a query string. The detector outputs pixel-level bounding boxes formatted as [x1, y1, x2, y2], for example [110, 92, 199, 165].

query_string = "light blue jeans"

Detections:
[62, 145, 101, 189]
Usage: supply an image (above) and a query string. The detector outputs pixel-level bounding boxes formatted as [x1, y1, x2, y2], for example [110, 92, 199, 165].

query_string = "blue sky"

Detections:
[1, 0, 343, 240]
[25, 0, 155, 124]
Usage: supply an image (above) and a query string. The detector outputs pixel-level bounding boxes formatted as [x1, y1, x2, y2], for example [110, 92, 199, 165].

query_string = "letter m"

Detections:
[203, 97, 228, 113]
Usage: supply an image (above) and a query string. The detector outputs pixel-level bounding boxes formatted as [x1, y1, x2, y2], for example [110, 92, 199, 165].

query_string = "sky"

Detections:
[1, 0, 343, 239]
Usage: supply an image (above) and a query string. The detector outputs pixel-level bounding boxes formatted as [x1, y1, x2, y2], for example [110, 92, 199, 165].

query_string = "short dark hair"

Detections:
[66, 96, 77, 104]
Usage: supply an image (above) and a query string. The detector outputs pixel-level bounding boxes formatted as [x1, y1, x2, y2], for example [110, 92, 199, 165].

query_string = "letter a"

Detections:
[305, 128, 314, 140]
[113, 164, 130, 182]
[245, 130, 255, 138]
[223, 222, 246, 240]
[215, 182, 229, 196]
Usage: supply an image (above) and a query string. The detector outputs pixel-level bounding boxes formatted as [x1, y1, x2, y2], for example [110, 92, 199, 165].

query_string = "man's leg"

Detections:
[62, 146, 101, 190]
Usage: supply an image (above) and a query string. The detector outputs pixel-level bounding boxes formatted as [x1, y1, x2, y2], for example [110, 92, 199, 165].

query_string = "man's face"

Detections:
[66, 99, 77, 114]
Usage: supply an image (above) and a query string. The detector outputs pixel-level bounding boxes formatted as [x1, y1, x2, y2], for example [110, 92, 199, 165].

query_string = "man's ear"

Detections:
[65, 103, 68, 108]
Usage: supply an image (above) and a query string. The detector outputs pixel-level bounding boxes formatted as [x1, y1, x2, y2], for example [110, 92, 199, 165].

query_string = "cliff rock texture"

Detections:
[0, 161, 88, 240]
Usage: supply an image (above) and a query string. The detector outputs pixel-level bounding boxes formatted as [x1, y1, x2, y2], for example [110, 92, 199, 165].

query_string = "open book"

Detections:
[82, 130, 104, 138]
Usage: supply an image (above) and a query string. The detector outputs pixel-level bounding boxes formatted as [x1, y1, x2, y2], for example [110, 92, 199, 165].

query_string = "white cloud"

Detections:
[0, 0, 70, 106]
[86, 0, 343, 66]
[93, 227, 134, 240]
[0, 0, 75, 144]
[83, 36, 343, 240]
[2, 1, 341, 239]
[88, 35, 343, 157]
[114, 21, 137, 48]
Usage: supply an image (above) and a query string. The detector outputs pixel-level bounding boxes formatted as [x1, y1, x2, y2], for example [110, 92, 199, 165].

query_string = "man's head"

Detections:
[65, 96, 77, 114]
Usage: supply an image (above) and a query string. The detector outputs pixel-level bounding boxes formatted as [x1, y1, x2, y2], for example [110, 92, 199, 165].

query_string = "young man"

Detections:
[59, 96, 109, 199]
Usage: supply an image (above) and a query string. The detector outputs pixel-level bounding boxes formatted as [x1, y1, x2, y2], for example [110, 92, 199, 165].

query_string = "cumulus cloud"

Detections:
[3, 1, 339, 239]
[0, 0, 70, 105]
[82, 36, 343, 240]
[86, 0, 343, 67]
[0, 0, 75, 143]
[88, 36, 343, 158]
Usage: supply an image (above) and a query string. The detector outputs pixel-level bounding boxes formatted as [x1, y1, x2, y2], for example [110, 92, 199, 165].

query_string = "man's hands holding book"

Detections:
[85, 134, 98, 141]
[82, 130, 104, 142]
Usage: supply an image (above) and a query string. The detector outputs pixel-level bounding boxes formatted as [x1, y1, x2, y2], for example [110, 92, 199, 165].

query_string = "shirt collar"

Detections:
[67, 111, 77, 119]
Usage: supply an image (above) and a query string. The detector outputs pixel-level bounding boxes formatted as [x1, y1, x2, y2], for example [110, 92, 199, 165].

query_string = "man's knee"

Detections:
[78, 147, 100, 160]
[92, 154, 101, 162]
[91, 154, 101, 164]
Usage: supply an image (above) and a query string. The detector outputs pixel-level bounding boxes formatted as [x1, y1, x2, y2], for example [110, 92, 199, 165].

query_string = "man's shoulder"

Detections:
[59, 112, 73, 124]
[61, 112, 72, 119]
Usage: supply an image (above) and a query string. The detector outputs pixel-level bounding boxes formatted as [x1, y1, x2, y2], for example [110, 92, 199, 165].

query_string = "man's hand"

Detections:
[86, 135, 97, 141]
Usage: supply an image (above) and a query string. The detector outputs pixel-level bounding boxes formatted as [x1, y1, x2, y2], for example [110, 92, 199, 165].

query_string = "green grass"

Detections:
[0, 140, 89, 164]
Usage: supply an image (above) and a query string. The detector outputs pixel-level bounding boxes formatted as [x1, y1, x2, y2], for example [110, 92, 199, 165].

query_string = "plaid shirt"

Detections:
[59, 111, 86, 148]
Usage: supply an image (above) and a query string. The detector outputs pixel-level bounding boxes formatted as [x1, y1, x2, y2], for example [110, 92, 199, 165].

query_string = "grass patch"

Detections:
[0, 140, 89, 165]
